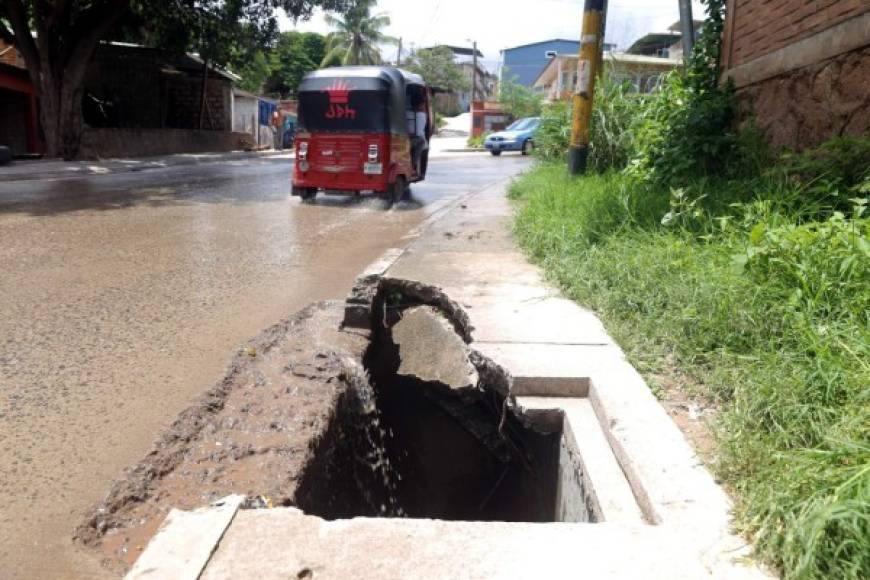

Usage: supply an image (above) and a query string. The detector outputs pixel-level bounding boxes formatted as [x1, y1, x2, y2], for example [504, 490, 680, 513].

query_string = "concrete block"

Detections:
[393, 306, 478, 391]
[518, 397, 645, 525]
[125, 494, 243, 580]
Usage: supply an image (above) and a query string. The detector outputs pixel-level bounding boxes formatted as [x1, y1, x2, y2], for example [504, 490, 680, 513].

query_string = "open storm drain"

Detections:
[294, 280, 588, 524]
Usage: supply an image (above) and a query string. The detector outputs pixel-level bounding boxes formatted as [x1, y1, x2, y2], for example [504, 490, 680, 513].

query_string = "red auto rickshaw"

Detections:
[291, 66, 433, 203]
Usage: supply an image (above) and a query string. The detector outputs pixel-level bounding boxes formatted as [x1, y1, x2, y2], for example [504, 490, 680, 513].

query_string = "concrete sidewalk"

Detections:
[0, 149, 293, 182]
[124, 177, 769, 579]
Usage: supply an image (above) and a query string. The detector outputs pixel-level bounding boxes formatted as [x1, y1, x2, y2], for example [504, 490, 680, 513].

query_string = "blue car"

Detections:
[484, 117, 540, 156]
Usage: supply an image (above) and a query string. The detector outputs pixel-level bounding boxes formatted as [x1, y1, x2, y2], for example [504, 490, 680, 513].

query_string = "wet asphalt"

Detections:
[0, 152, 531, 579]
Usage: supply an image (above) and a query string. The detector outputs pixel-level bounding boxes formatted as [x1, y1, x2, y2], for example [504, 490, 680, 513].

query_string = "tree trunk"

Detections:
[39, 70, 86, 160]
[5, 0, 130, 160]
[199, 59, 209, 130]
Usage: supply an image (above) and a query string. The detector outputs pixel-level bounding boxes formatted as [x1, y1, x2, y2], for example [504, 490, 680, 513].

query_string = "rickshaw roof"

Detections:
[298, 66, 426, 93]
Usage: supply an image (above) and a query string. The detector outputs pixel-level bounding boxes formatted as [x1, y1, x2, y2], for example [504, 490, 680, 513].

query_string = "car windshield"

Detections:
[506, 118, 538, 131]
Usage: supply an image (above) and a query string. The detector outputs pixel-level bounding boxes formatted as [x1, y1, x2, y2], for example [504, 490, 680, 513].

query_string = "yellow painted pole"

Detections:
[569, 0, 606, 175]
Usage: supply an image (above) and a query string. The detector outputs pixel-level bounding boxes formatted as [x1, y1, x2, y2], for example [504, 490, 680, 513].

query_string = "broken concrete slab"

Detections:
[125, 495, 243, 580]
[393, 306, 479, 391]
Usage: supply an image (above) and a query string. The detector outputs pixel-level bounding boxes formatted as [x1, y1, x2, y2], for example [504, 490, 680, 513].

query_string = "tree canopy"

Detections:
[0, 0, 351, 158]
[404, 46, 469, 93]
[498, 77, 543, 120]
[320, 0, 395, 66]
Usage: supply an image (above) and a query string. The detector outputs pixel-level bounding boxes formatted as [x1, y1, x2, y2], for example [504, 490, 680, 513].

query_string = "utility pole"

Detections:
[678, 0, 695, 58]
[568, 0, 607, 175]
[396, 37, 403, 66]
[471, 40, 478, 103]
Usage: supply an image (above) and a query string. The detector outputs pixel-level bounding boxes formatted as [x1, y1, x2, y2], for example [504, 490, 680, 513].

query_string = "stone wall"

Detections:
[735, 45, 870, 151]
[722, 7, 870, 151]
[79, 128, 253, 159]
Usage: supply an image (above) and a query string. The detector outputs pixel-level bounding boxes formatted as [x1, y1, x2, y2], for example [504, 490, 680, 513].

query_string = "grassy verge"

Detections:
[509, 164, 869, 580]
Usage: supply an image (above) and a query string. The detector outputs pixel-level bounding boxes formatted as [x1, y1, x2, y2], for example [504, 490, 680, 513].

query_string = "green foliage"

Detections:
[265, 31, 326, 96]
[498, 77, 543, 120]
[773, 137, 870, 212]
[744, 205, 869, 321]
[229, 46, 272, 93]
[510, 137, 870, 579]
[466, 133, 488, 149]
[627, 0, 739, 185]
[533, 72, 646, 171]
[589, 75, 645, 171]
[321, 0, 395, 66]
[533, 100, 571, 162]
[404, 46, 469, 93]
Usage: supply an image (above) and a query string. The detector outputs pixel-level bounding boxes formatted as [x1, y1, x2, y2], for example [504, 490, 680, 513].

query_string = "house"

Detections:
[0, 38, 42, 156]
[626, 21, 702, 59]
[83, 42, 238, 132]
[533, 52, 681, 100]
[457, 61, 496, 112]
[420, 45, 495, 114]
[499, 39, 581, 87]
[721, 1, 870, 151]
[1, 36, 251, 158]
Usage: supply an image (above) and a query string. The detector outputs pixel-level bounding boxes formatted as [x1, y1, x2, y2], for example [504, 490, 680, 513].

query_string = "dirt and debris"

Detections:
[77, 278, 560, 575]
[75, 300, 369, 574]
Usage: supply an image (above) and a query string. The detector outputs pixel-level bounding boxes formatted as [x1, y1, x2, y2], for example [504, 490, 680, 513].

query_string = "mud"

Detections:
[78, 276, 563, 575]
[75, 301, 369, 574]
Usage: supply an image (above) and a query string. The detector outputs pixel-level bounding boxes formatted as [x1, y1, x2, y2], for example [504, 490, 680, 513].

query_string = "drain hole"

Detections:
[294, 287, 570, 523]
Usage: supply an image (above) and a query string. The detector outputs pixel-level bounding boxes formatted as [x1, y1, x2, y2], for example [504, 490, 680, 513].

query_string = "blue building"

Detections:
[499, 39, 581, 87]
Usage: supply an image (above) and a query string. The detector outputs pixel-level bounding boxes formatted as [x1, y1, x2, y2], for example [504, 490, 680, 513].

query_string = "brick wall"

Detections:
[724, 0, 869, 68]
[85, 46, 233, 131]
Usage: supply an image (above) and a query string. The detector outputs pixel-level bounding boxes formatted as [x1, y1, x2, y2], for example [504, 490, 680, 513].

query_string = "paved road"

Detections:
[0, 152, 530, 579]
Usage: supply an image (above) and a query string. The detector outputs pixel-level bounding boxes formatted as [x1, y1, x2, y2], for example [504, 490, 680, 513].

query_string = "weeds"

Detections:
[509, 155, 870, 579]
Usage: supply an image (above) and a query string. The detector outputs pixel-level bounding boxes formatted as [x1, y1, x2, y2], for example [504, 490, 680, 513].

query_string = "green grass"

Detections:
[510, 164, 870, 580]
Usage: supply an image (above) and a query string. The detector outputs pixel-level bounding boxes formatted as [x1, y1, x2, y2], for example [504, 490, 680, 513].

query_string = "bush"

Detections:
[589, 75, 645, 171]
[498, 76, 543, 119]
[533, 101, 571, 162]
[534, 72, 644, 171]
[773, 137, 870, 212]
[466, 133, 488, 149]
[627, 0, 746, 186]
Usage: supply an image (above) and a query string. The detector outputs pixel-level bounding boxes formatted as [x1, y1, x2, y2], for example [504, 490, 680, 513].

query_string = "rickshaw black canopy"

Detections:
[297, 66, 425, 135]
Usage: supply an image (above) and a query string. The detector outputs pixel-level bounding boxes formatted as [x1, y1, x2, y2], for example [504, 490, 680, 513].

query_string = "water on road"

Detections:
[0, 153, 529, 579]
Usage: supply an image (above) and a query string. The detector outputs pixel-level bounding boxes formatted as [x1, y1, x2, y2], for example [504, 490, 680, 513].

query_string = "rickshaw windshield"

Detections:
[297, 89, 390, 133]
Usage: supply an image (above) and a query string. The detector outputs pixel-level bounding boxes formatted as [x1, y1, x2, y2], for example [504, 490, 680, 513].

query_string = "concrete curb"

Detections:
[0, 150, 293, 183]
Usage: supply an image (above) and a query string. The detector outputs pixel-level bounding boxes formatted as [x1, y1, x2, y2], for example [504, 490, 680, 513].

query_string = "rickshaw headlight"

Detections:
[298, 159, 310, 172]
[368, 144, 379, 162]
[298, 141, 308, 160]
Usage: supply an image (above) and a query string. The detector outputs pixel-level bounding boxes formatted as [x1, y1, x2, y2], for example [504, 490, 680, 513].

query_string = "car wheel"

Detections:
[490, 150, 502, 157]
[0, 146, 11, 166]
[521, 140, 533, 156]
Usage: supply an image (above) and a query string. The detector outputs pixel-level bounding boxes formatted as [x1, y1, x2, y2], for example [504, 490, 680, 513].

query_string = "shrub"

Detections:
[589, 75, 645, 171]
[534, 72, 644, 171]
[466, 133, 487, 149]
[533, 101, 571, 162]
[774, 137, 870, 212]
[628, 0, 742, 185]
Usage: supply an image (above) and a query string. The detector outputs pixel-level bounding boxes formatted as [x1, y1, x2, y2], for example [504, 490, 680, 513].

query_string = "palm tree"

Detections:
[321, 0, 396, 66]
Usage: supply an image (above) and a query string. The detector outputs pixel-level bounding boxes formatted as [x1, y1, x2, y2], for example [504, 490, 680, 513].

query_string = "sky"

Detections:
[278, 0, 706, 72]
